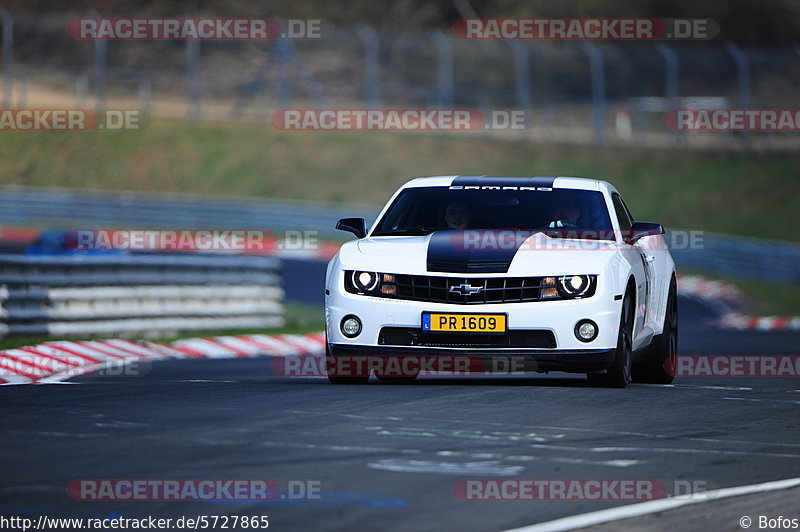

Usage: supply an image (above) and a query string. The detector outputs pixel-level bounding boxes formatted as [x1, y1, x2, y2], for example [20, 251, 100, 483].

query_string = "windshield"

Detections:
[372, 187, 614, 239]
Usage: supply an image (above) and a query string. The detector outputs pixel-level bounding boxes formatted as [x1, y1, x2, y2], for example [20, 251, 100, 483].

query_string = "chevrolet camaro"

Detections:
[325, 175, 677, 388]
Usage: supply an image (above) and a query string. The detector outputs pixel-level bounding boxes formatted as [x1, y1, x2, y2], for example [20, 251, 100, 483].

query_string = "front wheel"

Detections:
[632, 277, 678, 384]
[375, 364, 420, 383]
[325, 340, 370, 384]
[587, 288, 633, 388]
[375, 372, 419, 383]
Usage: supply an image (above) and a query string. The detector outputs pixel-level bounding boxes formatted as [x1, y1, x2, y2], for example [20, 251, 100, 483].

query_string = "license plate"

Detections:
[422, 312, 507, 333]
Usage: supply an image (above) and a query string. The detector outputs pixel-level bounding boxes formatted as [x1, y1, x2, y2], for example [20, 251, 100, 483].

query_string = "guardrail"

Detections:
[0, 186, 375, 239]
[1, 187, 798, 283]
[0, 253, 284, 337]
[669, 232, 800, 283]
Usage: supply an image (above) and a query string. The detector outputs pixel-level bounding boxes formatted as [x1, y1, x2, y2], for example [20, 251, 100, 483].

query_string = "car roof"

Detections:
[400, 175, 614, 192]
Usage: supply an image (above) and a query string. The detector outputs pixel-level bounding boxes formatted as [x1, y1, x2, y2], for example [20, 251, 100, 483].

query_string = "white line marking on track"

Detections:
[526, 443, 800, 460]
[547, 457, 642, 468]
[501, 477, 800, 532]
[368, 459, 524, 476]
[37, 431, 105, 439]
[650, 384, 754, 391]
[723, 396, 800, 405]
[281, 410, 800, 450]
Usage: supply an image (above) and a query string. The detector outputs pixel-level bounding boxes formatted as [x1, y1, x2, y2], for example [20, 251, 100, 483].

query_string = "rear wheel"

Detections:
[633, 277, 678, 384]
[587, 287, 633, 388]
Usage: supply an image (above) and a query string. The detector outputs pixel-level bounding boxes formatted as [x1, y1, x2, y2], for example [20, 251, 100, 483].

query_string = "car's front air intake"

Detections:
[378, 327, 557, 348]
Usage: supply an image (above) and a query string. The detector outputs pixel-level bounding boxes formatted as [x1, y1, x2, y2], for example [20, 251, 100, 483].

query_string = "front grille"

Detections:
[379, 327, 557, 348]
[397, 274, 549, 305]
[344, 272, 597, 304]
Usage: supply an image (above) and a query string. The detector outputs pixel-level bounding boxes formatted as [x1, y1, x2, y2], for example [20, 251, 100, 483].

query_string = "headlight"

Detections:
[352, 271, 379, 292]
[557, 274, 591, 297]
[541, 274, 595, 299]
[346, 271, 397, 295]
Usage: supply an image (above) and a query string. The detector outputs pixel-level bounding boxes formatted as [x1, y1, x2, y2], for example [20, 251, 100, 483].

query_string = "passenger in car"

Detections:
[549, 198, 582, 228]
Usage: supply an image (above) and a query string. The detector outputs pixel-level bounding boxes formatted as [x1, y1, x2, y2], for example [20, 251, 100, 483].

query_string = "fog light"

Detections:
[341, 315, 362, 338]
[575, 319, 598, 342]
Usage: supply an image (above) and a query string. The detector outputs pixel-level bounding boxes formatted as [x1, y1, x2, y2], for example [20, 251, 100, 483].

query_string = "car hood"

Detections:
[338, 230, 620, 276]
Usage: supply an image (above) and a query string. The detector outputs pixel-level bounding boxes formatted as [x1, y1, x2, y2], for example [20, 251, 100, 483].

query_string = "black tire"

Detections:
[587, 286, 634, 388]
[375, 369, 420, 383]
[325, 339, 370, 384]
[374, 355, 421, 382]
[375, 373, 419, 383]
[632, 277, 678, 384]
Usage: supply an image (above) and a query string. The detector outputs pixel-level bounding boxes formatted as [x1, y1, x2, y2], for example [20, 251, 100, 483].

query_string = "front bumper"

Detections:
[326, 270, 624, 360]
[327, 344, 616, 373]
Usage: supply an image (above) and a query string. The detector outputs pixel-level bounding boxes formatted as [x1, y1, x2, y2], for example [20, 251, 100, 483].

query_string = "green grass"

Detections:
[1, 119, 799, 240]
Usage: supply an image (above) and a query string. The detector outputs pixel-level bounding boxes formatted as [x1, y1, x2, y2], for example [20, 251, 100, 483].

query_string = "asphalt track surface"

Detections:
[2, 261, 800, 531]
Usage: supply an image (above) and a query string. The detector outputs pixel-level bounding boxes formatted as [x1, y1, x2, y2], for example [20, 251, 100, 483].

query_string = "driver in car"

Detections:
[445, 201, 471, 230]
[548, 198, 581, 229]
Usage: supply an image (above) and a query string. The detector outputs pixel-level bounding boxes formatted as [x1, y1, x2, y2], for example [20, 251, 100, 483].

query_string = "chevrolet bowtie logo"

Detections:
[449, 283, 483, 296]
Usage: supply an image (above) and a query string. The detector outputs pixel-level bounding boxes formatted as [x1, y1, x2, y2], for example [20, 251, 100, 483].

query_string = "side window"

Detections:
[611, 193, 633, 231]
[619, 195, 635, 223]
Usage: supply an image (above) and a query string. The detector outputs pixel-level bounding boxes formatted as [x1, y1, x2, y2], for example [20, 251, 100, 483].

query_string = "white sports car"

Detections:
[325, 176, 677, 388]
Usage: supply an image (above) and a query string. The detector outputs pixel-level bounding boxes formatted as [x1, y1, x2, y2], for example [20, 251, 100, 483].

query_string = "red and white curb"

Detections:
[676, 274, 748, 315]
[677, 274, 800, 332]
[0, 333, 325, 385]
[2, 274, 796, 385]
[718, 314, 800, 332]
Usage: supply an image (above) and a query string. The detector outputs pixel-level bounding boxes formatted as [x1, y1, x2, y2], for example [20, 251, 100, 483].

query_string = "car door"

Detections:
[612, 193, 657, 337]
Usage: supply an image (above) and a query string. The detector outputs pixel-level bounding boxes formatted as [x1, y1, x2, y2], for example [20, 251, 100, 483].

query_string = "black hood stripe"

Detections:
[427, 230, 535, 274]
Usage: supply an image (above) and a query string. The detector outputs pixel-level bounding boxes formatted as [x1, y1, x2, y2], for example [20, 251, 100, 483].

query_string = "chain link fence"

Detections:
[2, 12, 800, 146]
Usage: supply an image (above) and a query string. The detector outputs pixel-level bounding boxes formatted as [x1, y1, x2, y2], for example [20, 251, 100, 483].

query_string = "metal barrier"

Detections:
[0, 185, 374, 239]
[670, 232, 800, 283]
[2, 187, 799, 283]
[0, 253, 284, 337]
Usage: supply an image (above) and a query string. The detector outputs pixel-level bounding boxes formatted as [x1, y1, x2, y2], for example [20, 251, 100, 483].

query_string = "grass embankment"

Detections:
[0, 119, 797, 337]
[0, 119, 798, 241]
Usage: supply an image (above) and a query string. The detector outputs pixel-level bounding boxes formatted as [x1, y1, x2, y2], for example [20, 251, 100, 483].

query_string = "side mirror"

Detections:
[626, 222, 664, 245]
[336, 218, 367, 239]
